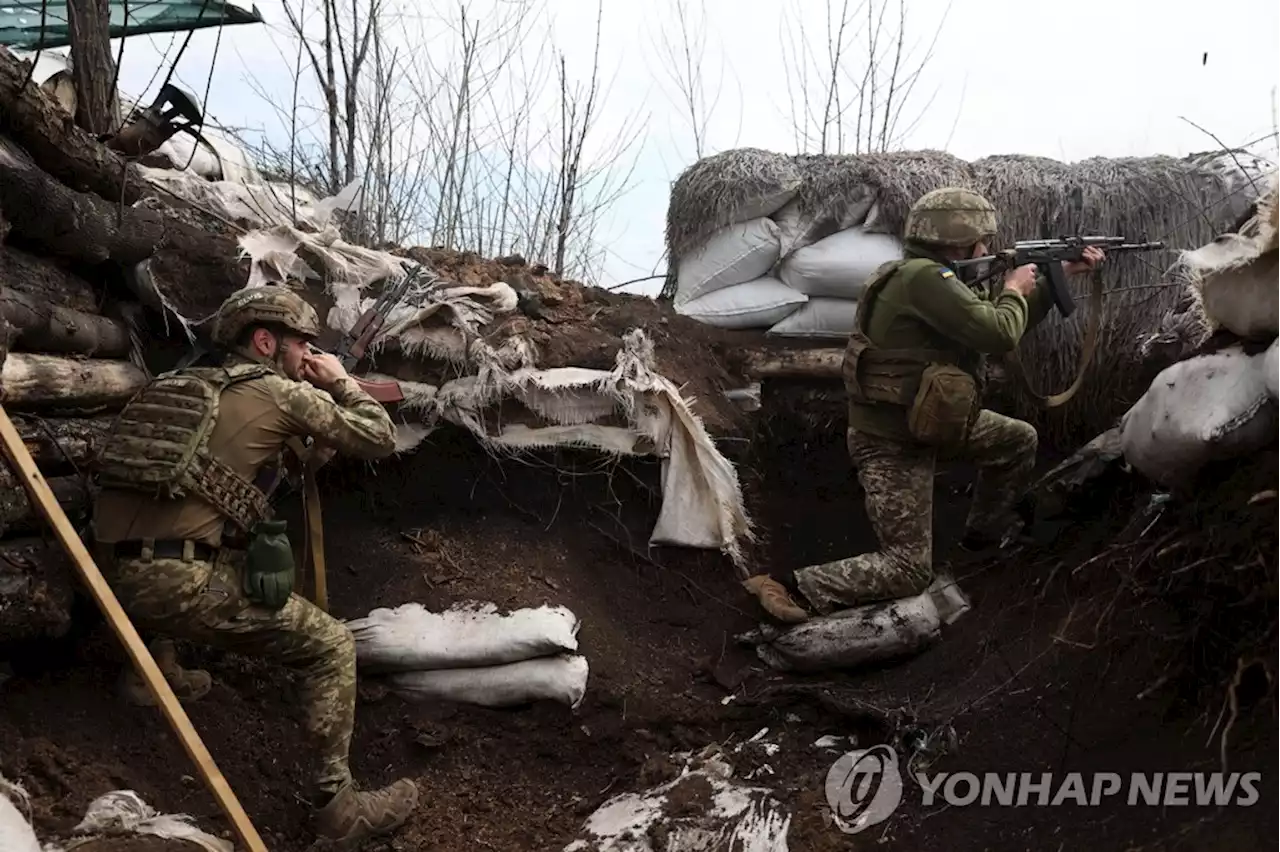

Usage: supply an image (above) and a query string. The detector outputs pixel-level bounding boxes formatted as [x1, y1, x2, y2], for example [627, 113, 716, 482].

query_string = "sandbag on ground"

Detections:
[674, 218, 782, 305]
[674, 276, 806, 330]
[347, 601, 580, 671]
[563, 756, 790, 851]
[777, 226, 902, 299]
[1120, 344, 1278, 489]
[738, 575, 968, 673]
[387, 654, 589, 708]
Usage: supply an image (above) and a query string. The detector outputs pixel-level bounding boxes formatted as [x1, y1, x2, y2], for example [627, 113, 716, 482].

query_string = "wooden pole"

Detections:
[303, 466, 329, 612]
[0, 403, 269, 852]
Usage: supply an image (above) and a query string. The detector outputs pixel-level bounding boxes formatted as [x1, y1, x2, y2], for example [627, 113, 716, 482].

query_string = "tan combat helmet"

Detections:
[211, 285, 322, 346]
[903, 187, 998, 247]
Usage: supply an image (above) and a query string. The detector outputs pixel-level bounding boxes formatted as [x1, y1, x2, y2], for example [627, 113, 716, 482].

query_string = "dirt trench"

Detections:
[0, 397, 1275, 852]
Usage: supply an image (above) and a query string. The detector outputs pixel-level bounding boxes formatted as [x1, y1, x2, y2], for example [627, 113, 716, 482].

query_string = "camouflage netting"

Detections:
[661, 147, 1276, 446]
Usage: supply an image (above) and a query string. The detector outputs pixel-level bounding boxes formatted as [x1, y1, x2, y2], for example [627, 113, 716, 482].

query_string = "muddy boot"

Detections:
[742, 574, 810, 624]
[117, 639, 212, 706]
[314, 779, 419, 850]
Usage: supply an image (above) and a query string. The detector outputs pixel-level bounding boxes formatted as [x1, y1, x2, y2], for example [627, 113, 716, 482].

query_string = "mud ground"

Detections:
[0, 401, 1275, 851]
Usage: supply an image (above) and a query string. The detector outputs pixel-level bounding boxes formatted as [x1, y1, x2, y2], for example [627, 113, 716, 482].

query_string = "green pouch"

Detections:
[243, 519, 295, 610]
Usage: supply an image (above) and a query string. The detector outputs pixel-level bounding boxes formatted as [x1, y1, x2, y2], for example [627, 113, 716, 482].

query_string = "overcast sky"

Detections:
[109, 0, 1280, 294]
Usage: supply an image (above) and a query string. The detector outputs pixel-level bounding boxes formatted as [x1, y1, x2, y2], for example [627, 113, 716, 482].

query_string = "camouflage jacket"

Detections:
[847, 245, 1053, 442]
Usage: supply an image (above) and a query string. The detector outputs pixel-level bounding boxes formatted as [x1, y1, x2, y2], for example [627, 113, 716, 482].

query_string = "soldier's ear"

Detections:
[251, 326, 278, 356]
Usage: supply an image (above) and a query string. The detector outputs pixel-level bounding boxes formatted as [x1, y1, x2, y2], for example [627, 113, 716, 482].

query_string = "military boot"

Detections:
[117, 638, 213, 706]
[314, 779, 419, 849]
[742, 574, 810, 624]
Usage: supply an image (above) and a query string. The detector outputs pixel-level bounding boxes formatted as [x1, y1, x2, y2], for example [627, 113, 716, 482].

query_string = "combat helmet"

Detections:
[211, 285, 322, 346]
[903, 187, 998, 247]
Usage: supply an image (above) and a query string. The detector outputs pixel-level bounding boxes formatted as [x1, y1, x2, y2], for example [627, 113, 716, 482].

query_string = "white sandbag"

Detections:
[674, 218, 781, 305]
[563, 763, 790, 851]
[675, 277, 807, 330]
[0, 774, 40, 852]
[777, 227, 903, 299]
[744, 587, 943, 673]
[68, 790, 233, 852]
[346, 601, 580, 672]
[1265, 339, 1278, 399]
[388, 654, 589, 708]
[767, 297, 858, 338]
[1120, 345, 1278, 488]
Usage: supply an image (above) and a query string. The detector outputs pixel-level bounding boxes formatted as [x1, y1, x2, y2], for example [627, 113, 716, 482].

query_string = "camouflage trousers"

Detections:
[794, 409, 1037, 614]
[100, 543, 356, 796]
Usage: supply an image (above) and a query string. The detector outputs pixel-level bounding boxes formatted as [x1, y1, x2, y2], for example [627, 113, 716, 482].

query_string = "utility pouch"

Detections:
[243, 519, 295, 610]
[907, 363, 979, 448]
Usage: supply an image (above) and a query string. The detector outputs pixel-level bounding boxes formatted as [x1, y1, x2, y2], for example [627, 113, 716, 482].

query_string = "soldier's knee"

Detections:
[1011, 420, 1038, 458]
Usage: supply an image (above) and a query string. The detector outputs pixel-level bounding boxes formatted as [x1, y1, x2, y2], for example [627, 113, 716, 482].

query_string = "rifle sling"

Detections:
[1007, 267, 1104, 409]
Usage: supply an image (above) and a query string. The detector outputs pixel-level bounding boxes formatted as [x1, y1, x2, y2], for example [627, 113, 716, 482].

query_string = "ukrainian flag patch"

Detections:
[939, 269, 956, 279]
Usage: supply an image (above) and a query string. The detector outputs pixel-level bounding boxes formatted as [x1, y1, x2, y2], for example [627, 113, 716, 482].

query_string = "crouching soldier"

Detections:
[745, 188, 1103, 622]
[90, 286, 419, 847]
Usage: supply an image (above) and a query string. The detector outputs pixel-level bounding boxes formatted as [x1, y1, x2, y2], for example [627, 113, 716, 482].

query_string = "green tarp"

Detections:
[0, 0, 263, 50]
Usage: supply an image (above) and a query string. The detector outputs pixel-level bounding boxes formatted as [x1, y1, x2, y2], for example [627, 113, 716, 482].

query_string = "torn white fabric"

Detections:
[62, 790, 232, 852]
[141, 169, 363, 231]
[563, 759, 791, 851]
[401, 330, 752, 562]
[347, 601, 580, 672]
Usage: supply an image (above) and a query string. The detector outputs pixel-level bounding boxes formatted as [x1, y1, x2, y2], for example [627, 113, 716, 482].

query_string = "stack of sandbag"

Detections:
[0, 241, 145, 644]
[346, 601, 589, 708]
[736, 573, 970, 673]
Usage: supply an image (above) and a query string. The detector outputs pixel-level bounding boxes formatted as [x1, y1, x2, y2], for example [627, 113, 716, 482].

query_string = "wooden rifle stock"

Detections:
[349, 375, 404, 404]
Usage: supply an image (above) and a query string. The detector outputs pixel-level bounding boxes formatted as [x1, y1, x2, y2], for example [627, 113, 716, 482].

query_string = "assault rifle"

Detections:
[951, 235, 1166, 318]
[312, 262, 429, 404]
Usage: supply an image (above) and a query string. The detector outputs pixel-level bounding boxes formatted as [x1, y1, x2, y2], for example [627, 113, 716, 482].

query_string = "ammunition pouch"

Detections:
[842, 257, 980, 448]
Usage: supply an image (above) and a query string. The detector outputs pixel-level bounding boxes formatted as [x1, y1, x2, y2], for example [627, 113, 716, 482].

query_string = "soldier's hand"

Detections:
[1063, 246, 1105, 276]
[301, 351, 349, 390]
[1002, 264, 1038, 297]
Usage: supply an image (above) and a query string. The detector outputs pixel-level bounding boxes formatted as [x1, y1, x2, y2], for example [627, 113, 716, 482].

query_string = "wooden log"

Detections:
[0, 536, 75, 642]
[0, 469, 89, 535]
[1, 288, 130, 357]
[0, 244, 101, 313]
[0, 44, 144, 203]
[1, 353, 146, 409]
[0, 138, 246, 315]
[12, 414, 111, 471]
[740, 347, 845, 379]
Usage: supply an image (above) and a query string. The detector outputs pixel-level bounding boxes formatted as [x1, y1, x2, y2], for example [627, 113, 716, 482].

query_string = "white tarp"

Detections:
[1120, 344, 1278, 488]
[143, 169, 363, 231]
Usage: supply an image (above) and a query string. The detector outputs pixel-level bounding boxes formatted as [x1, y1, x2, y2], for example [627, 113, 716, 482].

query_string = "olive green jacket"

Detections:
[846, 245, 1054, 442]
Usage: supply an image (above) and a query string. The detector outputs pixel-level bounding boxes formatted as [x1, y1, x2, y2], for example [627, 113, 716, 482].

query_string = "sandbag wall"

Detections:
[0, 247, 145, 643]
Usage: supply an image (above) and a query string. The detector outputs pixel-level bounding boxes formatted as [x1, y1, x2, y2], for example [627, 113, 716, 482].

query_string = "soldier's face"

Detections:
[276, 334, 310, 380]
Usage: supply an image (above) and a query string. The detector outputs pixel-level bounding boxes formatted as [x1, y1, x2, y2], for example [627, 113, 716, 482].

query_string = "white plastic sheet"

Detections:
[674, 218, 782, 305]
[347, 602, 580, 671]
[388, 655, 589, 709]
[1120, 345, 1278, 488]
[0, 774, 40, 852]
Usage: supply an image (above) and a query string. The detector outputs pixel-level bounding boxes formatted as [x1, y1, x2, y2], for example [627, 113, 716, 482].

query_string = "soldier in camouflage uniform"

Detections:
[91, 286, 419, 848]
[746, 188, 1104, 621]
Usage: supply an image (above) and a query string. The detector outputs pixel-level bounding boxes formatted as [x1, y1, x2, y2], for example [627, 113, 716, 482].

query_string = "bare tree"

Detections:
[66, 0, 121, 134]
[651, 0, 722, 161]
[780, 0, 946, 155]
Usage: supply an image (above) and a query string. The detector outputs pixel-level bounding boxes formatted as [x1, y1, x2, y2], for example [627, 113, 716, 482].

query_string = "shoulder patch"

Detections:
[939, 268, 956, 279]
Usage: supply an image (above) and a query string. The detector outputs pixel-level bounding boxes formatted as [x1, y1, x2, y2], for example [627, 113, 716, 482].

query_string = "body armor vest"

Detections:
[94, 362, 277, 533]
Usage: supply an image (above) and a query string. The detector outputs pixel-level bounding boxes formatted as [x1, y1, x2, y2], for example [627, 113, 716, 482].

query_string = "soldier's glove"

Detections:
[244, 520, 295, 610]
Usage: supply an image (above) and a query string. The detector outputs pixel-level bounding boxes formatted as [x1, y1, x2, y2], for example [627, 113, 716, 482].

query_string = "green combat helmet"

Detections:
[211, 285, 322, 346]
[903, 187, 998, 247]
